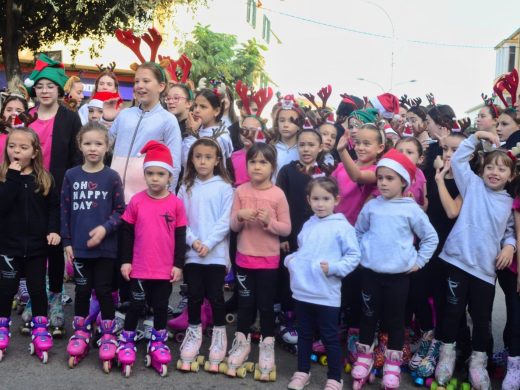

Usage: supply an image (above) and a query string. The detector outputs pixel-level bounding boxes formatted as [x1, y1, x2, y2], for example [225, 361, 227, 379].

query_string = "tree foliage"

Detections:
[181, 23, 270, 88]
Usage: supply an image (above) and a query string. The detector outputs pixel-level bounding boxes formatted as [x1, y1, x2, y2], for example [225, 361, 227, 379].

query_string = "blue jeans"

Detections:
[295, 300, 342, 382]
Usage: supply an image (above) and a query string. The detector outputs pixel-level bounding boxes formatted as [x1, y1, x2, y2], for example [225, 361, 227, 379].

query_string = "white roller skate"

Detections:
[382, 349, 403, 389]
[224, 332, 253, 377]
[254, 336, 276, 382]
[434, 342, 456, 387]
[177, 324, 204, 372]
[204, 325, 227, 373]
[351, 342, 376, 390]
[469, 351, 491, 390]
[502, 356, 520, 390]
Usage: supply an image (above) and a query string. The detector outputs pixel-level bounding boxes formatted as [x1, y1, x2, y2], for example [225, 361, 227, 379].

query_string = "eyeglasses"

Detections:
[166, 95, 187, 102]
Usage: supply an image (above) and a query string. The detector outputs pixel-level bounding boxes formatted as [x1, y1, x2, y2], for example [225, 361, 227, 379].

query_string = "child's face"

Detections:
[79, 130, 108, 166]
[476, 107, 496, 132]
[396, 141, 422, 166]
[97, 75, 117, 92]
[442, 136, 463, 163]
[377, 166, 406, 200]
[134, 68, 165, 109]
[298, 131, 322, 166]
[406, 112, 426, 137]
[277, 109, 300, 143]
[69, 82, 84, 103]
[247, 152, 273, 184]
[496, 113, 519, 142]
[307, 185, 338, 218]
[239, 116, 263, 149]
[192, 95, 220, 127]
[425, 114, 446, 140]
[192, 144, 219, 181]
[88, 107, 103, 122]
[348, 117, 363, 140]
[319, 124, 337, 153]
[482, 157, 512, 191]
[240, 101, 258, 120]
[7, 131, 36, 171]
[144, 166, 170, 196]
[166, 86, 191, 116]
[354, 128, 384, 164]
[2, 100, 25, 122]
[34, 79, 59, 106]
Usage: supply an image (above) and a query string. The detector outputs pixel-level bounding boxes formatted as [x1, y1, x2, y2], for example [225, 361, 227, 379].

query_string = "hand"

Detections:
[47, 232, 61, 246]
[256, 208, 270, 227]
[102, 99, 123, 121]
[475, 130, 500, 147]
[280, 241, 290, 253]
[187, 111, 202, 135]
[198, 244, 209, 257]
[407, 264, 420, 274]
[435, 159, 451, 181]
[237, 209, 258, 222]
[64, 246, 74, 265]
[121, 263, 132, 281]
[320, 261, 329, 275]
[171, 266, 183, 283]
[336, 132, 350, 152]
[87, 225, 107, 248]
[192, 240, 202, 252]
[433, 155, 444, 170]
[496, 245, 515, 270]
[9, 161, 21, 171]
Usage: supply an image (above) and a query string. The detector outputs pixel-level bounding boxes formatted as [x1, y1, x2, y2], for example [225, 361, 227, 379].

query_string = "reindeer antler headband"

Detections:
[235, 80, 273, 119]
[493, 69, 518, 108]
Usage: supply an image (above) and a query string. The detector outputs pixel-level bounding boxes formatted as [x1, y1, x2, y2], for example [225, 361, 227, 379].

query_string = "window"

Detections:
[247, 0, 257, 28]
[262, 15, 271, 44]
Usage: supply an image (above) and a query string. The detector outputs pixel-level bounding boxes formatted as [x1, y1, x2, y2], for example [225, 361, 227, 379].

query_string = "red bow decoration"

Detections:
[493, 69, 519, 108]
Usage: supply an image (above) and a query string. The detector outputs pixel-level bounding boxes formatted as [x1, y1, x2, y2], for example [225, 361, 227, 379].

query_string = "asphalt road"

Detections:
[0, 282, 507, 390]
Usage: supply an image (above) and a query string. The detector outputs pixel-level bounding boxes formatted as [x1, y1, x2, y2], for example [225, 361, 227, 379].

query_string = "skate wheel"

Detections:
[225, 313, 236, 324]
[29, 343, 35, 355]
[190, 361, 199, 372]
[237, 366, 248, 378]
[429, 381, 438, 390]
[103, 360, 111, 374]
[319, 355, 328, 366]
[68, 356, 76, 368]
[449, 378, 458, 387]
[245, 362, 254, 372]
[123, 365, 131, 377]
[353, 380, 362, 390]
[269, 369, 276, 381]
[415, 377, 425, 386]
[196, 355, 205, 365]
[218, 362, 228, 374]
[446, 385, 454, 390]
[204, 361, 210, 371]
[144, 354, 151, 367]
[160, 365, 168, 377]
[344, 363, 352, 373]
[175, 333, 185, 343]
[461, 383, 470, 390]
[254, 367, 260, 380]
[310, 353, 318, 362]
[41, 351, 48, 364]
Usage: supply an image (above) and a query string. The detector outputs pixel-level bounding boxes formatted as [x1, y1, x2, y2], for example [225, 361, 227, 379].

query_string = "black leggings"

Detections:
[440, 262, 495, 352]
[359, 268, 410, 350]
[497, 268, 520, 356]
[0, 255, 48, 317]
[73, 258, 115, 320]
[124, 279, 172, 330]
[47, 243, 64, 293]
[236, 266, 277, 337]
[184, 263, 226, 326]
[342, 267, 362, 329]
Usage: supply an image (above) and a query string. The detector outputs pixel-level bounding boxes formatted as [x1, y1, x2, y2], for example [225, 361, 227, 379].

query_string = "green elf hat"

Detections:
[24, 54, 69, 97]
[348, 108, 379, 124]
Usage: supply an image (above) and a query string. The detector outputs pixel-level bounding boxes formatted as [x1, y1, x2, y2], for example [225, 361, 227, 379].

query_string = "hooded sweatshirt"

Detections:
[285, 213, 361, 307]
[440, 135, 516, 285]
[356, 196, 438, 273]
[178, 176, 234, 267]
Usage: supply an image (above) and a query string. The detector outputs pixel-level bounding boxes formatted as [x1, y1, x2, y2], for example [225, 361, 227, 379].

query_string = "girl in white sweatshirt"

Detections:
[285, 177, 361, 390]
[177, 138, 234, 372]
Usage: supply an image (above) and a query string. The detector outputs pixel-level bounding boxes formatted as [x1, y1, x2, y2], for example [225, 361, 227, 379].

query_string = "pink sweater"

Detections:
[231, 182, 291, 259]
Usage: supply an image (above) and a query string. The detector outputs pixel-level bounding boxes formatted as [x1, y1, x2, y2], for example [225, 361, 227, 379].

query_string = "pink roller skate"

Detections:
[145, 329, 171, 377]
[29, 316, 53, 363]
[0, 317, 11, 361]
[254, 336, 276, 381]
[117, 330, 136, 377]
[98, 319, 118, 373]
[177, 324, 204, 372]
[311, 339, 328, 365]
[224, 332, 253, 377]
[204, 325, 227, 373]
[67, 316, 91, 368]
[351, 342, 376, 390]
[382, 349, 403, 389]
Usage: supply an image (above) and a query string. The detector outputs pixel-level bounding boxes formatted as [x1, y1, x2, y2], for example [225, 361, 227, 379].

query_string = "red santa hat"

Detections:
[325, 113, 335, 125]
[377, 148, 416, 187]
[303, 117, 314, 130]
[88, 91, 123, 109]
[139, 140, 174, 175]
[383, 123, 399, 137]
[370, 93, 400, 119]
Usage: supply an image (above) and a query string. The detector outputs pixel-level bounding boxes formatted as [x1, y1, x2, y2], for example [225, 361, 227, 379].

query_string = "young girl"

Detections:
[497, 108, 520, 149]
[0, 93, 29, 163]
[110, 62, 182, 202]
[406, 106, 430, 147]
[166, 83, 193, 138]
[272, 96, 305, 179]
[181, 88, 233, 168]
[435, 131, 516, 390]
[117, 140, 186, 377]
[318, 120, 338, 167]
[475, 103, 502, 135]
[176, 138, 233, 373]
[353, 149, 438, 389]
[0, 127, 60, 363]
[61, 122, 125, 370]
[78, 70, 120, 125]
[395, 137, 427, 209]
[286, 177, 361, 390]
[63, 76, 84, 111]
[24, 54, 83, 336]
[226, 143, 291, 381]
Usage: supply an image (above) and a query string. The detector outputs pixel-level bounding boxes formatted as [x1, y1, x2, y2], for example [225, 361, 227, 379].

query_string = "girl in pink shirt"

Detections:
[225, 143, 291, 380]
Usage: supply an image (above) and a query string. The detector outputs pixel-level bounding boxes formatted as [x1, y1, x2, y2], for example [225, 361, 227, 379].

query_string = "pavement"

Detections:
[0, 282, 507, 390]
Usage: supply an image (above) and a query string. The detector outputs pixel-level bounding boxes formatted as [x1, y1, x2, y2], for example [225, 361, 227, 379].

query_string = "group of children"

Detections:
[0, 51, 519, 390]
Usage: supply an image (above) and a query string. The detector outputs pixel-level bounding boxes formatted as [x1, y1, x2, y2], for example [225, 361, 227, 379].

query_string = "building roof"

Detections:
[495, 27, 520, 49]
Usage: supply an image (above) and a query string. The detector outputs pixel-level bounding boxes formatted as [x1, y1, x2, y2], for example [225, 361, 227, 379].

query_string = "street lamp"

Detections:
[357, 77, 385, 92]
[392, 79, 418, 90]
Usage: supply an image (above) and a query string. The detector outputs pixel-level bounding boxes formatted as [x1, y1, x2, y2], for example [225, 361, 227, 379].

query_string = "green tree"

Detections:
[181, 23, 270, 88]
[0, 0, 206, 89]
